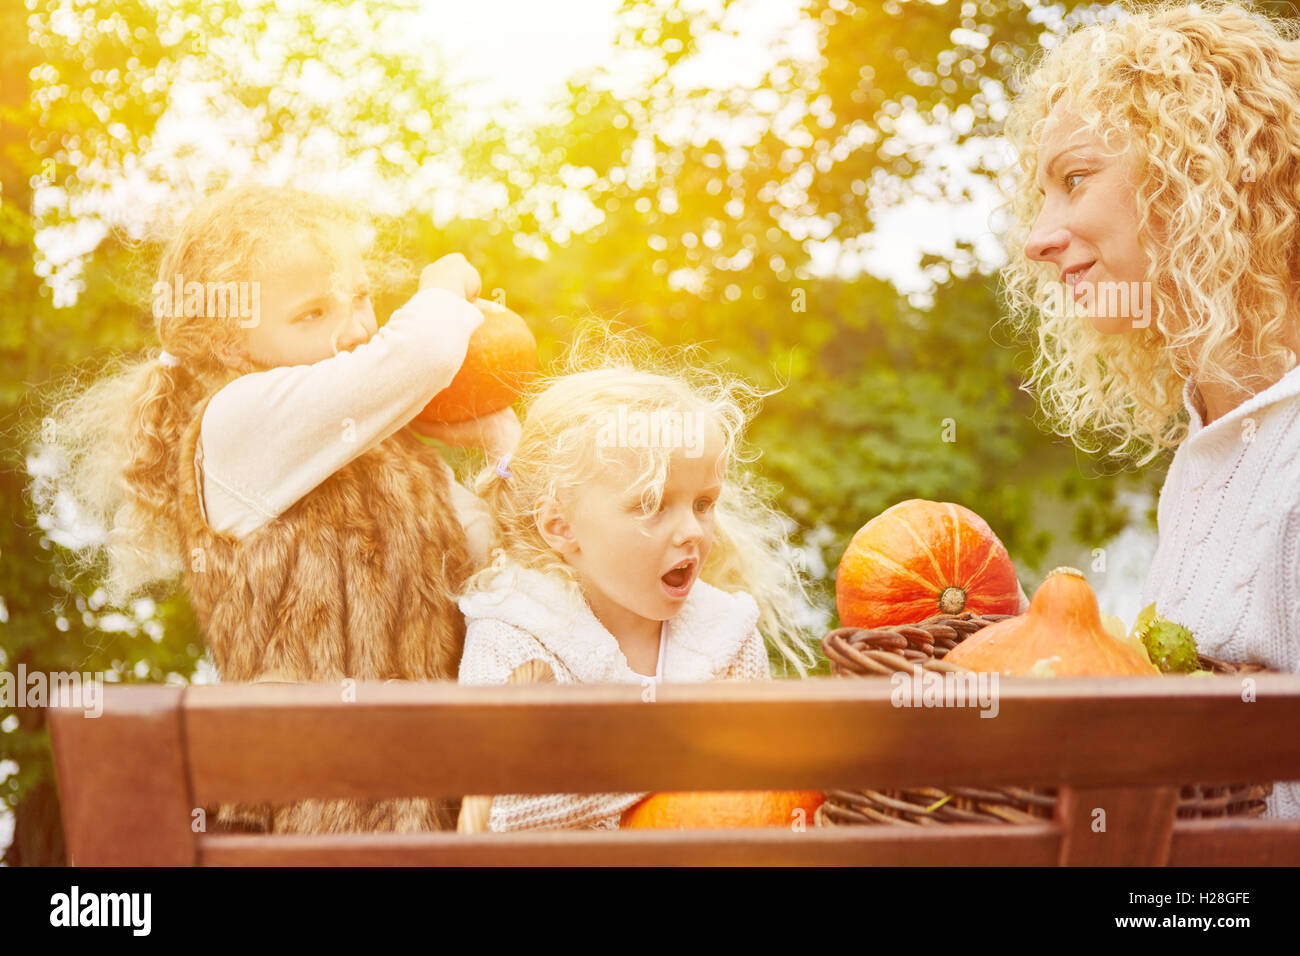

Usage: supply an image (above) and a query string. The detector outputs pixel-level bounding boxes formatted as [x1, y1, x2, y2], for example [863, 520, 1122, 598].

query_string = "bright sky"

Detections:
[419, 0, 628, 112]
[419, 0, 1008, 295]
[38, 0, 1009, 305]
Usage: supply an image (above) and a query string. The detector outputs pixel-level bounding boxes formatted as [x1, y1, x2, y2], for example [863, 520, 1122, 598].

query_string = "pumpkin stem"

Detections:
[1047, 566, 1086, 580]
[938, 586, 967, 614]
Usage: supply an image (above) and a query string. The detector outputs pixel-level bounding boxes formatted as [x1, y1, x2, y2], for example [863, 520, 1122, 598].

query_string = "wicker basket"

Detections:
[816, 612, 1273, 826]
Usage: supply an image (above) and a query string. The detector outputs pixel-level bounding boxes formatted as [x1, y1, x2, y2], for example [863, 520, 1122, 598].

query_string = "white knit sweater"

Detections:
[458, 559, 772, 831]
[1140, 364, 1300, 819]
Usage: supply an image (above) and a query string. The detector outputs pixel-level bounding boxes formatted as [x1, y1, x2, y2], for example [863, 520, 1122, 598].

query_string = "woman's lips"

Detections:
[1066, 262, 1095, 299]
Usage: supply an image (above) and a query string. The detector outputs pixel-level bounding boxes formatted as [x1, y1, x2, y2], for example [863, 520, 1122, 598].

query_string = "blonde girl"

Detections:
[999, 1, 1300, 816]
[456, 331, 820, 832]
[35, 184, 518, 832]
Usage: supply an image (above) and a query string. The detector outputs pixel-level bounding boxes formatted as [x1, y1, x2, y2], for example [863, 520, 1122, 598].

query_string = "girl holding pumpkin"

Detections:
[1000, 1, 1300, 816]
[37, 184, 518, 832]
[455, 333, 819, 831]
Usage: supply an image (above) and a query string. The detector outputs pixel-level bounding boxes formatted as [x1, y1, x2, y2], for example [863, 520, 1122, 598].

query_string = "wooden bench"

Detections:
[47, 675, 1300, 865]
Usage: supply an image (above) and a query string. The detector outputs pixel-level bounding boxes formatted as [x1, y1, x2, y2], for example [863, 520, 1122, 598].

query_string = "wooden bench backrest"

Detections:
[47, 676, 1300, 865]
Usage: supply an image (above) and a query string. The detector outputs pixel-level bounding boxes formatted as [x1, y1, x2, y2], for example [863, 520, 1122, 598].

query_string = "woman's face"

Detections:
[1025, 101, 1153, 333]
[235, 237, 377, 370]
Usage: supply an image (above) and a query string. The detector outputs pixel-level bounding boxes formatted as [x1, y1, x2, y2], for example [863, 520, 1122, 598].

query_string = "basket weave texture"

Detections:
[816, 612, 1273, 826]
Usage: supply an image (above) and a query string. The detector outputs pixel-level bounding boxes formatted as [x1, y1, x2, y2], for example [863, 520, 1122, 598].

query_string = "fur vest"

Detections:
[176, 393, 474, 834]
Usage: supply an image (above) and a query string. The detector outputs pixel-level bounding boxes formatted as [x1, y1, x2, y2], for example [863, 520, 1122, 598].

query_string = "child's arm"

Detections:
[722, 627, 773, 680]
[410, 403, 521, 462]
[487, 791, 647, 832]
[198, 286, 484, 537]
[443, 467, 494, 569]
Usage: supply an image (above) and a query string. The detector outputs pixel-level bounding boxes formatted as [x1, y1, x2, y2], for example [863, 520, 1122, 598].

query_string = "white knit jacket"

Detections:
[1141, 364, 1300, 819]
[457, 559, 772, 831]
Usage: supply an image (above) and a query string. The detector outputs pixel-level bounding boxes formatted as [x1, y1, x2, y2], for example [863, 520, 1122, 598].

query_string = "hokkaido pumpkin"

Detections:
[416, 299, 537, 424]
[620, 790, 825, 829]
[943, 567, 1160, 677]
[835, 499, 1021, 629]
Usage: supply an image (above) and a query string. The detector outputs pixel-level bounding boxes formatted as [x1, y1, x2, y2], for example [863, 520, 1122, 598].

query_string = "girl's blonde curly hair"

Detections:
[465, 326, 820, 677]
[999, 0, 1300, 463]
[30, 184, 404, 605]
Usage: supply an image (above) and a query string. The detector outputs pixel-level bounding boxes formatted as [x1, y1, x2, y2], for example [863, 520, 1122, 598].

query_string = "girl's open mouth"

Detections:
[660, 559, 696, 597]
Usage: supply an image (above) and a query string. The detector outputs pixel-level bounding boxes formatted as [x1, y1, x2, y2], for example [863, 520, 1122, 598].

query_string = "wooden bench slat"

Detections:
[1056, 786, 1180, 865]
[180, 678, 1300, 803]
[195, 820, 1300, 866]
[198, 824, 1061, 866]
[48, 685, 198, 866]
[49, 680, 1300, 866]
[1168, 818, 1300, 866]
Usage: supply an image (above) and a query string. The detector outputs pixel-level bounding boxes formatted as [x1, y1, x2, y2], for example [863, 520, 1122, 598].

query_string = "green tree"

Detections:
[0, 0, 463, 865]
[443, 0, 1156, 614]
[4, 0, 1191, 863]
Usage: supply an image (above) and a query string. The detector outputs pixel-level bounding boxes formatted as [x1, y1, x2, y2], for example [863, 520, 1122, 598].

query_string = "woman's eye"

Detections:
[694, 497, 715, 514]
[298, 309, 324, 323]
[1064, 171, 1086, 192]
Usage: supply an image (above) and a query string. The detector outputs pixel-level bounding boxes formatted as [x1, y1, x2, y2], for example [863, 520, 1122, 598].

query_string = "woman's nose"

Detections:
[1025, 205, 1069, 264]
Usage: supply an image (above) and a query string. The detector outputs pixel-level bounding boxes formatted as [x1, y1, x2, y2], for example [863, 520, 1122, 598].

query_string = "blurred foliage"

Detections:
[420, 0, 1166, 604]
[0, 0, 462, 865]
[1, 0, 1175, 863]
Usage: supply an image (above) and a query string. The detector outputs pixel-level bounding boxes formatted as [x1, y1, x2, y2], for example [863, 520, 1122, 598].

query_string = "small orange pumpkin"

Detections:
[835, 499, 1021, 629]
[416, 299, 537, 424]
[943, 567, 1159, 677]
[620, 790, 825, 829]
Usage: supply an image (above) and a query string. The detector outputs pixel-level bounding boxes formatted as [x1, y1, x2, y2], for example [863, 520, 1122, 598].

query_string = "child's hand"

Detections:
[420, 253, 482, 302]
[410, 407, 521, 460]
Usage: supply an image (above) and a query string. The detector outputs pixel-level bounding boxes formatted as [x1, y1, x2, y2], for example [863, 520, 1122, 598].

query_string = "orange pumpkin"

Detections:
[416, 299, 537, 424]
[620, 790, 825, 829]
[835, 499, 1021, 629]
[943, 567, 1159, 677]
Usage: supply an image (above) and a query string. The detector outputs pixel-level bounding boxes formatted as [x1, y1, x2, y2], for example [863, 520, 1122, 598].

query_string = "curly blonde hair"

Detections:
[465, 326, 820, 676]
[999, 0, 1300, 463]
[30, 184, 405, 605]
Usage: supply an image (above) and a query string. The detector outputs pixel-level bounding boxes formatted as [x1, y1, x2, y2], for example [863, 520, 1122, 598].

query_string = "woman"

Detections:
[1000, 1, 1300, 817]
